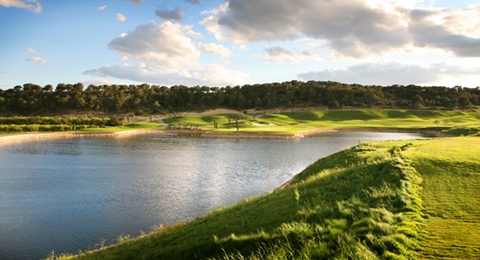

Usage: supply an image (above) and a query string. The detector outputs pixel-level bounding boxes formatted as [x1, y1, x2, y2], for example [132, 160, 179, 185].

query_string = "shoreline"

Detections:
[0, 128, 449, 145]
[0, 130, 163, 145]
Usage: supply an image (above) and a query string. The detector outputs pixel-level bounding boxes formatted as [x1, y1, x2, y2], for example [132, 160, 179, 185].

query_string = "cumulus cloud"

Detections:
[409, 7, 480, 57]
[0, 69, 6, 74]
[108, 21, 200, 67]
[26, 56, 47, 63]
[85, 21, 250, 86]
[24, 48, 36, 53]
[116, 13, 127, 22]
[84, 63, 250, 86]
[197, 42, 232, 57]
[263, 46, 313, 63]
[298, 62, 480, 86]
[203, 0, 408, 57]
[155, 7, 186, 21]
[0, 0, 42, 13]
[183, 25, 204, 39]
[201, 0, 480, 58]
[199, 3, 228, 41]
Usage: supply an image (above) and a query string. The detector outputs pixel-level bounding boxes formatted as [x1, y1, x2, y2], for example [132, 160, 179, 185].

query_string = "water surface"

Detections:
[0, 132, 423, 259]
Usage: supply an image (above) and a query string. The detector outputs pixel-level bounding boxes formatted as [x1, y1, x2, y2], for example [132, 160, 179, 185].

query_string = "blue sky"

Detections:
[1, 0, 480, 89]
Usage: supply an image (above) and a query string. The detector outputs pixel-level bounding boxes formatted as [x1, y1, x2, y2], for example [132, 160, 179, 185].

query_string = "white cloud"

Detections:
[85, 63, 250, 86]
[202, 0, 480, 58]
[199, 3, 229, 41]
[26, 56, 47, 63]
[299, 62, 480, 87]
[85, 21, 250, 86]
[409, 7, 480, 57]
[263, 46, 313, 63]
[24, 48, 36, 53]
[237, 44, 249, 51]
[116, 13, 127, 22]
[96, 5, 107, 11]
[0, 69, 6, 74]
[183, 25, 204, 39]
[197, 42, 232, 57]
[0, 0, 42, 13]
[108, 21, 200, 68]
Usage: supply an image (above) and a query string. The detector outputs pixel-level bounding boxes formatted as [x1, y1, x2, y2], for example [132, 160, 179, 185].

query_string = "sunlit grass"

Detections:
[164, 109, 480, 135]
[77, 122, 164, 133]
[401, 137, 480, 259]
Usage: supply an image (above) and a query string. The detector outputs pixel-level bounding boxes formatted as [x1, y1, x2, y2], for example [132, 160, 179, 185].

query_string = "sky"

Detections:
[1, 0, 480, 89]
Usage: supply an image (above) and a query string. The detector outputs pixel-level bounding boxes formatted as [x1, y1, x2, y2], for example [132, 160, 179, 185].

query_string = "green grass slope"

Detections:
[71, 140, 434, 259]
[402, 138, 480, 259]
[164, 109, 480, 135]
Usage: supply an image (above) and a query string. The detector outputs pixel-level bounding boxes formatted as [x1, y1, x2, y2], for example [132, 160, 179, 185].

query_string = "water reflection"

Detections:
[0, 132, 423, 260]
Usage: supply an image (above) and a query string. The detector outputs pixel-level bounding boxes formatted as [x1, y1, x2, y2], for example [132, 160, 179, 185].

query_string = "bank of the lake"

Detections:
[68, 136, 480, 260]
[0, 124, 452, 146]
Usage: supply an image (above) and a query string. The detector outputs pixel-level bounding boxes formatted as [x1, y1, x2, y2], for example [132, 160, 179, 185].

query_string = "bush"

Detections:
[167, 122, 206, 130]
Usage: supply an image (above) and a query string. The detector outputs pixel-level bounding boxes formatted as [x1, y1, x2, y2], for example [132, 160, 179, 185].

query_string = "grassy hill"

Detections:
[57, 137, 479, 259]
[163, 109, 480, 136]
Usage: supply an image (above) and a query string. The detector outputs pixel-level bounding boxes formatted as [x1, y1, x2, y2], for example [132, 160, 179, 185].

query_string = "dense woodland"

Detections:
[0, 81, 478, 115]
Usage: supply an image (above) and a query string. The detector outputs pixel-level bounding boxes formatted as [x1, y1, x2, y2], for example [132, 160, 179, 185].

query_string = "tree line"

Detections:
[0, 81, 478, 115]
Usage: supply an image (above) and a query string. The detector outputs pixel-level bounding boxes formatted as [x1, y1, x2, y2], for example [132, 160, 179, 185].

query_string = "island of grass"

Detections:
[45, 136, 480, 260]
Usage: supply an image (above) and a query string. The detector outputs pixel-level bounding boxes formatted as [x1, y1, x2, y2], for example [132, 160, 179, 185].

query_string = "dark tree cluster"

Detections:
[0, 81, 478, 115]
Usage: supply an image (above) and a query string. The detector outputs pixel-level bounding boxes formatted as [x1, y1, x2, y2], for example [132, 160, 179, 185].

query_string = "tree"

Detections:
[457, 96, 472, 110]
[228, 113, 254, 132]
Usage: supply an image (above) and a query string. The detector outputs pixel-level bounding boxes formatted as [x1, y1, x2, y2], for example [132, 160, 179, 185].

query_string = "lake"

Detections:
[0, 131, 424, 259]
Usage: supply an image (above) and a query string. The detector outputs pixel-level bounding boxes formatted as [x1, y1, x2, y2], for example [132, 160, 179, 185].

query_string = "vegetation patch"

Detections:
[400, 137, 480, 259]
[0, 116, 119, 132]
[167, 122, 208, 130]
[164, 109, 480, 136]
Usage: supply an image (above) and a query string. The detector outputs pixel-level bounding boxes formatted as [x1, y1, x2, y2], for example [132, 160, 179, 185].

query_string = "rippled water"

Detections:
[0, 132, 423, 259]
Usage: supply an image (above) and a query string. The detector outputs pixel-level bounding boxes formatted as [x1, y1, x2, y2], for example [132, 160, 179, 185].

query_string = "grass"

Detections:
[77, 122, 164, 133]
[401, 137, 480, 259]
[163, 109, 480, 135]
[4, 109, 477, 136]
[64, 138, 450, 259]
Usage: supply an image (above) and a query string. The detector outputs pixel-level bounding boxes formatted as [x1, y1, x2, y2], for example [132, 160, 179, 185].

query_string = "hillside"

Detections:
[164, 109, 480, 136]
[56, 137, 479, 259]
